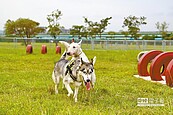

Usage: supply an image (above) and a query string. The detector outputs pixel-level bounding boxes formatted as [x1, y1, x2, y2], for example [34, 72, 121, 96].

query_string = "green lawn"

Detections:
[0, 42, 173, 114]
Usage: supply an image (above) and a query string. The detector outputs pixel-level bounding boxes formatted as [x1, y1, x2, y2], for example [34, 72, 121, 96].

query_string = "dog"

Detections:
[59, 40, 88, 61]
[52, 40, 96, 102]
[52, 54, 96, 102]
[59, 40, 96, 88]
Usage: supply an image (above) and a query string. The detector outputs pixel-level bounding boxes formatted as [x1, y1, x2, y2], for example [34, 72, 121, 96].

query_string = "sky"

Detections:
[1, 0, 173, 31]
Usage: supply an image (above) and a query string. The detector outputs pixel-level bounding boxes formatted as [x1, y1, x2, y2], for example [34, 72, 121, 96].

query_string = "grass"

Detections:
[0, 42, 173, 114]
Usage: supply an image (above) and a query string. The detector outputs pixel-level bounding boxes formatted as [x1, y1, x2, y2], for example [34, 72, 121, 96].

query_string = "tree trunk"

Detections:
[23, 38, 27, 46]
[99, 33, 102, 39]
[54, 36, 58, 46]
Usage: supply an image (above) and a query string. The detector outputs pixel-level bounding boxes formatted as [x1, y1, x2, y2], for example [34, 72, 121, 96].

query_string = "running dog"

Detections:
[52, 55, 96, 102]
[52, 40, 96, 102]
[59, 40, 96, 88]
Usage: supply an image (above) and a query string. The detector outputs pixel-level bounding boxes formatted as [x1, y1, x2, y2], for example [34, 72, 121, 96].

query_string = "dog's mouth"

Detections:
[67, 52, 72, 56]
[67, 52, 76, 56]
[85, 82, 91, 90]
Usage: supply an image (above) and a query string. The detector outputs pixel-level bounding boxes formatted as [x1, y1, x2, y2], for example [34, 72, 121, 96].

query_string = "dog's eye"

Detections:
[73, 46, 76, 48]
[83, 71, 87, 74]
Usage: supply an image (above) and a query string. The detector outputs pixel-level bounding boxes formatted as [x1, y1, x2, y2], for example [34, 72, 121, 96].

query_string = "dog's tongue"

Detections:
[86, 82, 91, 90]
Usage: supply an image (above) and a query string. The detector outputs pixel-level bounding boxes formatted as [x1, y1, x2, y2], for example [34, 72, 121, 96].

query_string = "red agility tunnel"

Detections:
[138, 50, 163, 76]
[41, 45, 47, 54]
[56, 46, 61, 54]
[165, 59, 173, 87]
[26, 45, 33, 54]
[150, 52, 173, 81]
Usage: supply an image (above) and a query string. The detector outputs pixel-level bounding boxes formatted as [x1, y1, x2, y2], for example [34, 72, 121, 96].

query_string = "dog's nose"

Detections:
[86, 79, 90, 82]
[67, 52, 70, 55]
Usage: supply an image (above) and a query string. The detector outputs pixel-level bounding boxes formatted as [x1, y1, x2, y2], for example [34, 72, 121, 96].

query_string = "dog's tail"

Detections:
[52, 70, 56, 83]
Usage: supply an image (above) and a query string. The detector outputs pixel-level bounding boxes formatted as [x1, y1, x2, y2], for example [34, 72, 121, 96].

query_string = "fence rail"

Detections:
[1, 38, 173, 51]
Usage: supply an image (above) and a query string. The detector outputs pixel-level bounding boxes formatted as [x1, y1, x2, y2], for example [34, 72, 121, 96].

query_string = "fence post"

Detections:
[144, 40, 147, 50]
[162, 40, 166, 51]
[125, 40, 128, 50]
[13, 38, 17, 48]
[106, 40, 108, 49]
[136, 40, 139, 50]
[142, 40, 144, 50]
[154, 40, 156, 49]
[91, 39, 94, 50]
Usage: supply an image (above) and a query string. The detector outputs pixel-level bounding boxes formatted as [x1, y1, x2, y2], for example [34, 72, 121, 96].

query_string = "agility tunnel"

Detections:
[136, 50, 173, 88]
[137, 51, 148, 62]
[150, 52, 173, 81]
[165, 59, 173, 87]
[138, 50, 163, 76]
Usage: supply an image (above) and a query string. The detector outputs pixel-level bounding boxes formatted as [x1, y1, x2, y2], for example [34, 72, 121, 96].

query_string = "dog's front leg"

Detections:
[73, 86, 79, 102]
[74, 82, 82, 102]
[63, 79, 73, 97]
[91, 71, 96, 88]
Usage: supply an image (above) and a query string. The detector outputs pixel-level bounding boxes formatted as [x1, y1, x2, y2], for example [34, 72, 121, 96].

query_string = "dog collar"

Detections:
[75, 51, 82, 57]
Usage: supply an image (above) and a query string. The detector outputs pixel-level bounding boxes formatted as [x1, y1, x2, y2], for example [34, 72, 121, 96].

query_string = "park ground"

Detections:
[0, 42, 173, 114]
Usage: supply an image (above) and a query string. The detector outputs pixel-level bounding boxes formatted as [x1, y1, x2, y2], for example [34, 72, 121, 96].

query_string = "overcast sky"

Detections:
[1, 0, 173, 31]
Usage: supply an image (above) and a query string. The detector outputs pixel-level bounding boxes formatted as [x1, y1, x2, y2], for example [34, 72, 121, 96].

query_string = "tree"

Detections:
[4, 18, 45, 46]
[156, 21, 169, 39]
[107, 31, 116, 39]
[47, 9, 62, 46]
[121, 31, 129, 39]
[98, 17, 112, 38]
[70, 25, 87, 39]
[83, 17, 98, 38]
[4, 20, 16, 36]
[84, 17, 112, 39]
[142, 35, 155, 40]
[122, 15, 147, 40]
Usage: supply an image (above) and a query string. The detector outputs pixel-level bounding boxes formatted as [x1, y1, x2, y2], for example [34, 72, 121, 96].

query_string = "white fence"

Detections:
[1, 38, 173, 51]
[87, 40, 173, 51]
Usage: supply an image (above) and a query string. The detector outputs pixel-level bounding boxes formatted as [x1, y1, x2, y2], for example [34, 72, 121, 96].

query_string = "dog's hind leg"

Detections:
[54, 84, 59, 94]
[52, 71, 60, 94]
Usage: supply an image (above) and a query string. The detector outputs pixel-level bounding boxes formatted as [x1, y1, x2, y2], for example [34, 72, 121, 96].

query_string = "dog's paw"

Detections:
[67, 91, 73, 97]
[74, 98, 78, 102]
[55, 90, 58, 94]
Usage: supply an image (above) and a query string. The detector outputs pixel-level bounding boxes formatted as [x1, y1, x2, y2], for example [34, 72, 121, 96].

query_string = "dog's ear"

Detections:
[81, 58, 85, 64]
[78, 40, 82, 46]
[59, 41, 69, 49]
[91, 56, 96, 65]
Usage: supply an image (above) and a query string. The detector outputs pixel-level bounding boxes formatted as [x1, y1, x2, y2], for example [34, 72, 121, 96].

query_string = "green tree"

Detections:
[121, 31, 129, 39]
[4, 18, 45, 46]
[84, 17, 112, 39]
[156, 21, 169, 39]
[142, 35, 155, 40]
[47, 9, 62, 46]
[98, 17, 112, 38]
[122, 15, 147, 40]
[70, 25, 88, 39]
[107, 31, 116, 39]
[4, 20, 16, 36]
